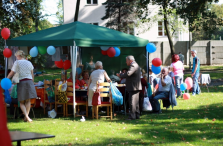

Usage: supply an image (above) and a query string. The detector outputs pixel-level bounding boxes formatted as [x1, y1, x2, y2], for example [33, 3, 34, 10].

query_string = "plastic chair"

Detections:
[66, 82, 88, 117]
[92, 82, 113, 120]
[43, 80, 54, 114]
[14, 98, 36, 119]
[54, 80, 66, 117]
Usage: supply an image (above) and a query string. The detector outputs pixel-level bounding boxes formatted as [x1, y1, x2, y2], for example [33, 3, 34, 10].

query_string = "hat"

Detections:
[191, 50, 197, 54]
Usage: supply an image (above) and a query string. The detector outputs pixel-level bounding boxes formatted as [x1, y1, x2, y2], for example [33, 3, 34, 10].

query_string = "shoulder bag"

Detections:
[12, 61, 20, 84]
[92, 82, 101, 106]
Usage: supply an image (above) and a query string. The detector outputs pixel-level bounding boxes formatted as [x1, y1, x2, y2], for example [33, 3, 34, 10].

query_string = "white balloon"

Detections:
[100, 46, 109, 51]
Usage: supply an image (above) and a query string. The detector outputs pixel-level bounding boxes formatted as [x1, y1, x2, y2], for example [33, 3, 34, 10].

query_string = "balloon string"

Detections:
[4, 40, 7, 48]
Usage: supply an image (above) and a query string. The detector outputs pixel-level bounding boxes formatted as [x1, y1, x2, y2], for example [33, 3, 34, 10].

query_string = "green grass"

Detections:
[7, 85, 223, 146]
[34, 69, 72, 82]
[185, 65, 223, 71]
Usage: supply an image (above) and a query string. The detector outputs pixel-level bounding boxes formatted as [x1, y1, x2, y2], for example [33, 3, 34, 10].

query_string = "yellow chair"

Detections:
[66, 82, 88, 117]
[54, 80, 66, 117]
[92, 82, 112, 120]
[43, 80, 54, 114]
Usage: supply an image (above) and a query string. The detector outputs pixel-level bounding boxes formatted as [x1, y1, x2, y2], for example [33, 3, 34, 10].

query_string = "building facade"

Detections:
[63, 0, 189, 42]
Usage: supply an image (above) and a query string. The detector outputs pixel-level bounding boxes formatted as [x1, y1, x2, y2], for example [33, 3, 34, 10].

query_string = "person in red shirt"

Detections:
[67, 71, 81, 89]
[80, 70, 89, 87]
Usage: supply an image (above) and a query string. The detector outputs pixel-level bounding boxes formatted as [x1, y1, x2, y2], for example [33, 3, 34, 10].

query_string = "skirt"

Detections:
[17, 80, 37, 102]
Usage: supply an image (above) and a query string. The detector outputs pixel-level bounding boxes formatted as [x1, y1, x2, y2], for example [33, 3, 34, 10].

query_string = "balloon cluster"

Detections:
[146, 43, 162, 74]
[1, 28, 12, 58]
[54, 59, 71, 70]
[100, 47, 120, 57]
[29, 46, 56, 57]
[180, 77, 193, 100]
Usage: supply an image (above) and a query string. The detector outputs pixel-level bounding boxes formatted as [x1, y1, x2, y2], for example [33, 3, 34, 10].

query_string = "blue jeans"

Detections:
[175, 75, 183, 97]
[149, 91, 169, 112]
[192, 72, 200, 94]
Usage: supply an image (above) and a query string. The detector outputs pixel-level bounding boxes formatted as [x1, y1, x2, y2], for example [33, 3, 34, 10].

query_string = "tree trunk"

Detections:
[35, 0, 39, 32]
[74, 0, 80, 22]
[163, 2, 175, 56]
[118, 0, 121, 31]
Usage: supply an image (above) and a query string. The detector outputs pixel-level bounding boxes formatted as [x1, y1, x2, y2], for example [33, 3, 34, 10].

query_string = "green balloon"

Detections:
[38, 46, 47, 55]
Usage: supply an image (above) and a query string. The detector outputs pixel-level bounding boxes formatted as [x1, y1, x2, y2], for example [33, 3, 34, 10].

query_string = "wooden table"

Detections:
[10, 131, 55, 146]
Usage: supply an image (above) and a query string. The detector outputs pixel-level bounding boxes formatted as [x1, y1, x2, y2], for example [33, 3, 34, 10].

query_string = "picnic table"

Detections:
[10, 131, 55, 146]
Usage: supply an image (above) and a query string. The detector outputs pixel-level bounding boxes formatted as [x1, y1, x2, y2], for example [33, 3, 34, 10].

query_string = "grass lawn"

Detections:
[7, 85, 223, 146]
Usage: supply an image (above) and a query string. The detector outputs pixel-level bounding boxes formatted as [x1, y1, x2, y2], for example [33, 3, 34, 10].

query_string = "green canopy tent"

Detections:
[7, 21, 149, 116]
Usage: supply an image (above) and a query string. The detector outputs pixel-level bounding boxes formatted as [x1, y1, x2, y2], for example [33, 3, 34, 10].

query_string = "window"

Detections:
[158, 21, 167, 37]
[86, 0, 98, 5]
[88, 22, 99, 25]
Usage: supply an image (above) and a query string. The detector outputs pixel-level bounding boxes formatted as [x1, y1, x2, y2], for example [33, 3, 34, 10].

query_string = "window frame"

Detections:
[88, 22, 99, 26]
[158, 21, 167, 37]
[86, 0, 98, 5]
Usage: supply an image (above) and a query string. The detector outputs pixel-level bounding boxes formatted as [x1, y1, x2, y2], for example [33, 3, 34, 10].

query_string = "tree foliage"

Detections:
[101, 0, 139, 34]
[0, 0, 52, 68]
[56, 0, 63, 25]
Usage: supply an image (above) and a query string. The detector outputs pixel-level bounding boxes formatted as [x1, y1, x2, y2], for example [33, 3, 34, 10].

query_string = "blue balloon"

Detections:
[76, 67, 82, 75]
[47, 46, 56, 55]
[146, 43, 156, 53]
[30, 46, 38, 57]
[180, 83, 187, 91]
[151, 65, 161, 74]
[101, 46, 109, 51]
[1, 78, 12, 90]
[114, 47, 120, 57]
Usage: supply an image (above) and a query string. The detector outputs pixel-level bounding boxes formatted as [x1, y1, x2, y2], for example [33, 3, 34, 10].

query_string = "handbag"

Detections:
[12, 61, 20, 84]
[92, 82, 101, 106]
[58, 91, 68, 103]
[46, 86, 55, 103]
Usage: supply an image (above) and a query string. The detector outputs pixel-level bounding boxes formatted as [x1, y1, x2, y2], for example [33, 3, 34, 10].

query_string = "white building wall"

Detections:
[63, 0, 189, 41]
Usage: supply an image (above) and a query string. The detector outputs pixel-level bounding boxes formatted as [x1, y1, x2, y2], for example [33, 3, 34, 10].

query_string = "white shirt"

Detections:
[89, 69, 105, 90]
[158, 75, 172, 92]
[11, 60, 34, 80]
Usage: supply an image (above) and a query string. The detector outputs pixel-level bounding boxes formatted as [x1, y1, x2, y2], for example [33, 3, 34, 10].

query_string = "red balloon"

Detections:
[3, 48, 12, 58]
[107, 47, 116, 57]
[101, 50, 107, 55]
[183, 93, 190, 100]
[55, 59, 63, 68]
[1, 28, 10, 40]
[63, 60, 71, 70]
[152, 58, 162, 67]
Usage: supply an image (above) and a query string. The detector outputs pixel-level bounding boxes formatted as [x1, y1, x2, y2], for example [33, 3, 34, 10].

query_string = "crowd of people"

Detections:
[6, 49, 201, 121]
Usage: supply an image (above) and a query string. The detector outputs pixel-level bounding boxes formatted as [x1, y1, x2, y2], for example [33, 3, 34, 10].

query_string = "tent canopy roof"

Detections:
[7, 21, 148, 47]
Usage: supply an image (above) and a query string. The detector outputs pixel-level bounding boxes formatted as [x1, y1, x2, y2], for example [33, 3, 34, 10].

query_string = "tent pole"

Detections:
[4, 58, 8, 78]
[71, 42, 77, 118]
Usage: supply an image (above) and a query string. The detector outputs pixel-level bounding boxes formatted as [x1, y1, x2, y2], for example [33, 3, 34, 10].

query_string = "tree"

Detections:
[192, 4, 223, 40]
[56, 0, 63, 25]
[101, 0, 139, 34]
[137, 0, 177, 55]
[137, 0, 222, 55]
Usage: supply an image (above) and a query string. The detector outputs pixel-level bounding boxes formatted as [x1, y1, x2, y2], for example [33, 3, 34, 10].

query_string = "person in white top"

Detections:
[148, 67, 172, 114]
[170, 54, 184, 98]
[88, 61, 111, 115]
[7, 50, 37, 123]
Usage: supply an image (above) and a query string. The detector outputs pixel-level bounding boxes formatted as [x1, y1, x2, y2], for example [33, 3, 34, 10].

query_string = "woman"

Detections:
[170, 54, 184, 98]
[88, 61, 111, 108]
[67, 71, 81, 89]
[7, 50, 37, 122]
[80, 70, 89, 87]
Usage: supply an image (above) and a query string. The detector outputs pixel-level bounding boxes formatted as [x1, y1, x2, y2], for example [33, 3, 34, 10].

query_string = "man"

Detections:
[178, 52, 184, 64]
[149, 67, 172, 114]
[116, 55, 142, 120]
[191, 50, 200, 95]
